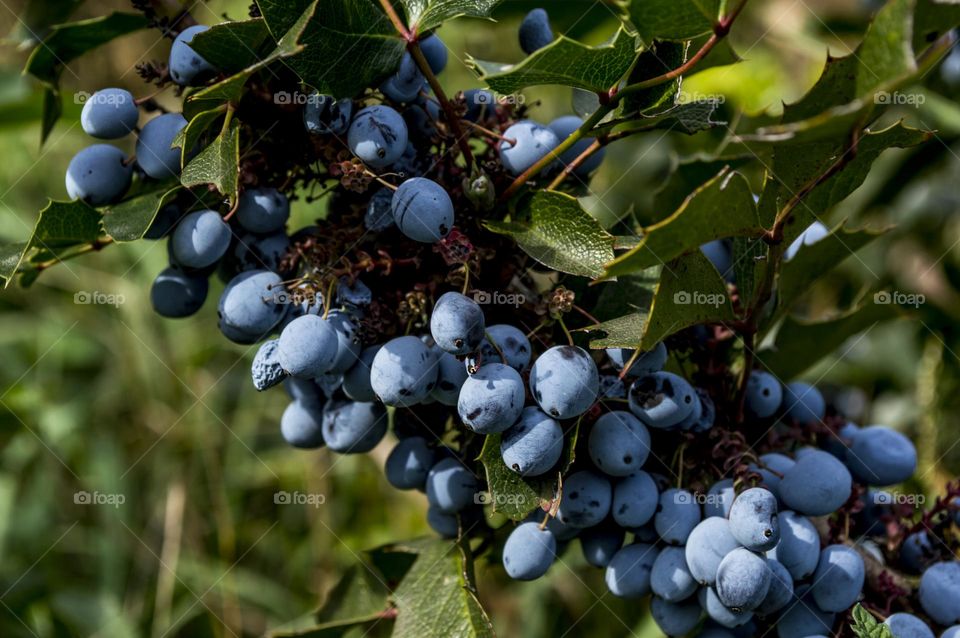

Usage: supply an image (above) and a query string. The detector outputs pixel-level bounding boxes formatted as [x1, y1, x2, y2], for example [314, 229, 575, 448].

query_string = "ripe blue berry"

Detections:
[651, 545, 698, 602]
[699, 586, 754, 628]
[745, 371, 783, 419]
[427, 505, 458, 538]
[810, 544, 865, 612]
[776, 585, 836, 638]
[716, 548, 771, 611]
[784, 221, 829, 261]
[612, 470, 659, 528]
[685, 517, 740, 585]
[303, 94, 352, 136]
[171, 210, 232, 269]
[65, 144, 132, 205]
[235, 188, 290, 234]
[169, 25, 216, 86]
[381, 52, 425, 103]
[503, 522, 556, 580]
[755, 558, 793, 616]
[579, 523, 624, 568]
[136, 113, 188, 179]
[218, 270, 286, 343]
[703, 479, 735, 518]
[701, 239, 734, 280]
[457, 363, 525, 434]
[385, 436, 434, 490]
[347, 105, 408, 169]
[391, 177, 455, 243]
[280, 400, 324, 448]
[150, 266, 208, 318]
[529, 345, 599, 419]
[430, 351, 468, 406]
[548, 115, 605, 176]
[884, 613, 935, 638]
[278, 315, 339, 378]
[365, 188, 396, 232]
[778, 449, 851, 516]
[499, 120, 560, 176]
[845, 425, 917, 486]
[588, 410, 651, 477]
[749, 452, 795, 505]
[420, 35, 448, 74]
[769, 510, 821, 581]
[628, 371, 698, 429]
[466, 324, 532, 374]
[605, 543, 659, 597]
[430, 291, 484, 354]
[557, 470, 611, 528]
[425, 457, 478, 514]
[728, 487, 780, 552]
[782, 381, 825, 425]
[369, 336, 438, 406]
[519, 8, 553, 54]
[500, 407, 563, 476]
[918, 561, 960, 625]
[81, 88, 139, 139]
[901, 531, 936, 573]
[655, 488, 702, 545]
[606, 342, 668, 377]
[321, 400, 387, 453]
[651, 596, 703, 636]
[462, 89, 495, 121]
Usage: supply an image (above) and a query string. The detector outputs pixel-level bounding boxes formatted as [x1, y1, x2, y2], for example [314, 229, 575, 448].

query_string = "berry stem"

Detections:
[377, 0, 412, 41]
[546, 138, 604, 190]
[460, 119, 516, 144]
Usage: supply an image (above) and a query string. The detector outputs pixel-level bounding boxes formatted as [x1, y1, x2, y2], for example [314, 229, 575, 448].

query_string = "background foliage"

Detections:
[0, 0, 959, 636]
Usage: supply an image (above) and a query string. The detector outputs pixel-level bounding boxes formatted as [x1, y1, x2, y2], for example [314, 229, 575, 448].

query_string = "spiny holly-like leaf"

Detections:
[189, 2, 314, 108]
[391, 539, 494, 638]
[479, 434, 553, 521]
[485, 191, 615, 278]
[851, 604, 896, 638]
[619, 41, 687, 116]
[620, 0, 721, 42]
[401, 0, 504, 33]
[187, 18, 273, 75]
[181, 120, 240, 202]
[653, 156, 751, 214]
[913, 0, 960, 52]
[285, 0, 406, 99]
[470, 28, 639, 94]
[604, 169, 762, 278]
[174, 107, 228, 168]
[762, 299, 902, 379]
[102, 185, 181, 242]
[733, 235, 766, 310]
[603, 99, 726, 137]
[0, 242, 29, 287]
[777, 222, 889, 317]
[587, 250, 733, 349]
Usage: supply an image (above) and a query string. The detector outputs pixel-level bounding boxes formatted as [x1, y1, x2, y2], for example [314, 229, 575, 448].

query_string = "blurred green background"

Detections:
[1, 0, 959, 636]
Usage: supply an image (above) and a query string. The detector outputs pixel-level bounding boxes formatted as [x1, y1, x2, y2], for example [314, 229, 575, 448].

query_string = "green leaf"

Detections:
[619, 41, 687, 116]
[620, 0, 721, 41]
[0, 242, 29, 286]
[288, 0, 406, 98]
[604, 169, 762, 278]
[187, 18, 273, 75]
[603, 99, 726, 137]
[484, 191, 615, 278]
[400, 0, 504, 33]
[851, 604, 896, 638]
[391, 539, 494, 638]
[41, 87, 62, 144]
[777, 222, 888, 317]
[653, 156, 750, 214]
[189, 2, 314, 108]
[586, 250, 734, 349]
[174, 106, 228, 169]
[102, 185, 181, 242]
[478, 434, 553, 521]
[913, 0, 960, 52]
[470, 27, 638, 94]
[762, 299, 902, 380]
[732, 235, 766, 310]
[181, 120, 240, 202]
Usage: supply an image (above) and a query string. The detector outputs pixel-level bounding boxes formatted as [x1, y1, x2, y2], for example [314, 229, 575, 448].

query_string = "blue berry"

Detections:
[341, 346, 380, 403]
[703, 479, 735, 518]
[782, 381, 825, 425]
[745, 371, 783, 419]
[144, 204, 181, 240]
[716, 548, 771, 611]
[699, 586, 754, 628]
[651, 545, 698, 602]
[845, 425, 917, 486]
[171, 210, 231, 269]
[691, 388, 717, 432]
[941, 626, 960, 638]
[466, 324, 532, 374]
[392, 177, 455, 243]
[606, 342, 668, 377]
[419, 35, 448, 74]
[686, 517, 740, 585]
[385, 436, 434, 490]
[232, 231, 289, 273]
[500, 407, 563, 476]
[65, 144, 132, 205]
[499, 120, 560, 176]
[655, 488, 702, 545]
[325, 310, 362, 374]
[169, 25, 216, 86]
[365, 188, 396, 232]
[529, 345, 599, 419]
[283, 377, 325, 406]
[901, 531, 936, 573]
[347, 105, 408, 169]
[557, 470, 611, 528]
[519, 8, 553, 54]
[136, 113, 188, 179]
[810, 545, 864, 612]
[755, 559, 793, 616]
[605, 543, 659, 597]
[457, 363, 525, 434]
[369, 336, 438, 406]
[884, 613, 935, 638]
[321, 400, 387, 453]
[918, 561, 960, 625]
[784, 221, 829, 261]
[779, 449, 851, 516]
[278, 315, 339, 378]
[81, 88, 139, 139]
[381, 52, 425, 103]
[651, 596, 703, 636]
[251, 339, 286, 391]
[218, 270, 286, 343]
[430, 351, 468, 406]
[425, 457, 478, 514]
[150, 267, 208, 318]
[427, 505, 458, 537]
[701, 239, 734, 280]
[462, 89, 495, 121]
[612, 470, 659, 528]
[303, 94, 352, 136]
[729, 488, 780, 552]
[628, 371, 697, 429]
[775, 585, 836, 638]
[588, 410, 651, 477]
[503, 521, 556, 580]
[430, 292, 484, 354]
[598, 375, 626, 399]
[236, 188, 290, 234]
[280, 399, 324, 448]
[548, 115, 605, 176]
[769, 510, 820, 580]
[749, 453, 795, 504]
[579, 523, 624, 568]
